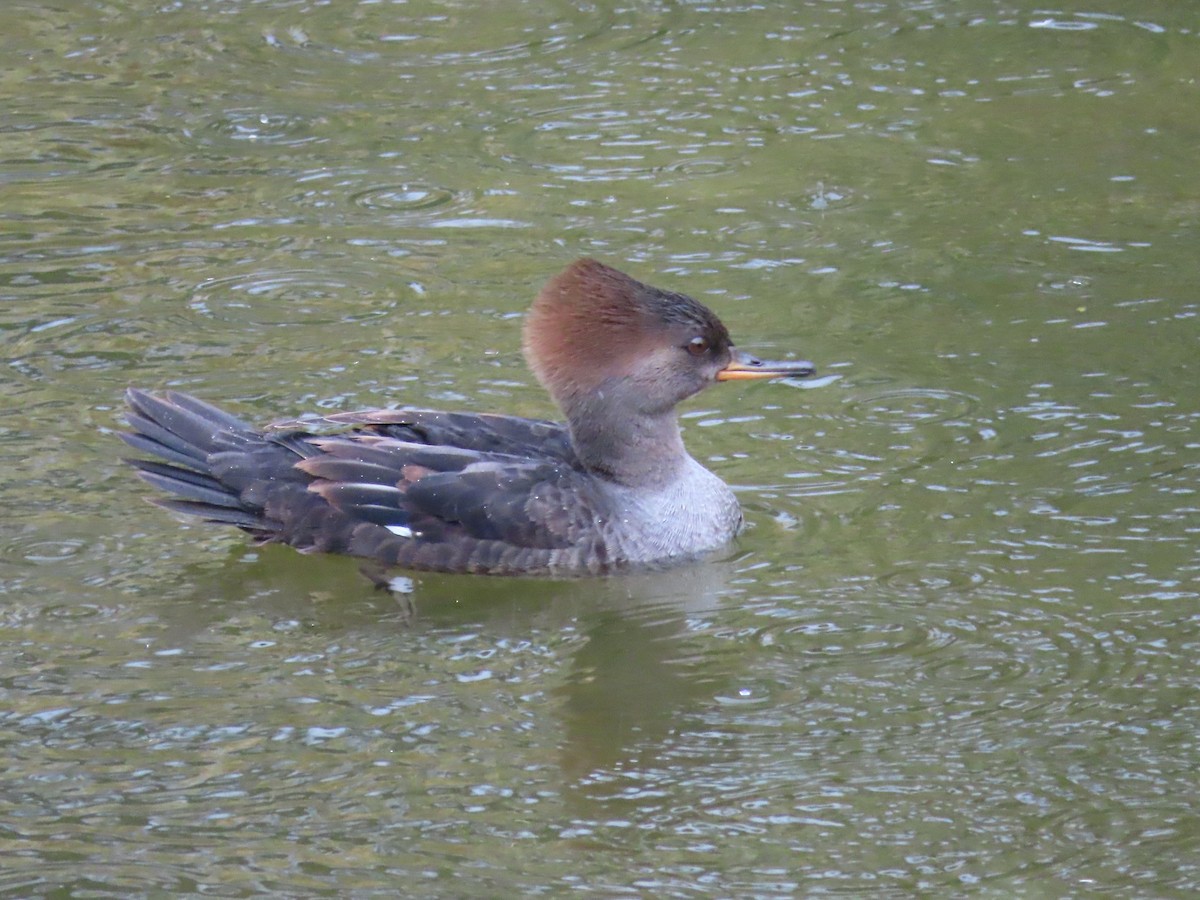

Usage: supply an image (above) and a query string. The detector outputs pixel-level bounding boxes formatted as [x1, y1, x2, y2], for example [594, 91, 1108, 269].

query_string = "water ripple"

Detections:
[478, 101, 735, 184]
[202, 109, 326, 148]
[743, 602, 940, 664]
[348, 182, 458, 214]
[880, 562, 993, 597]
[842, 388, 981, 430]
[186, 269, 380, 327]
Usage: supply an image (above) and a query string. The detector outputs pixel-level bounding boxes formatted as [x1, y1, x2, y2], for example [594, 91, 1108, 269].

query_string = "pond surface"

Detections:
[2, 0, 1198, 895]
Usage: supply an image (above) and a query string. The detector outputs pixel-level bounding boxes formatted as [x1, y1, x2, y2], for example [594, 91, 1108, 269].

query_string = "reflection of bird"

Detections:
[122, 258, 814, 576]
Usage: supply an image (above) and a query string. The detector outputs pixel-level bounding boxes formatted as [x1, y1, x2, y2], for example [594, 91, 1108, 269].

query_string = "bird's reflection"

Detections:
[138, 544, 745, 791]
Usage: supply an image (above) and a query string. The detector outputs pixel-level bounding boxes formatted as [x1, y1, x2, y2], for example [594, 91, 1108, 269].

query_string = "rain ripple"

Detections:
[479, 102, 739, 185]
[201, 109, 327, 148]
[842, 387, 981, 430]
[186, 269, 385, 327]
[348, 182, 458, 214]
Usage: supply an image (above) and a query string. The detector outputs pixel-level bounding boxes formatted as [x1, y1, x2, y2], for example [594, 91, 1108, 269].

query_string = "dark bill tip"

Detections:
[716, 348, 816, 381]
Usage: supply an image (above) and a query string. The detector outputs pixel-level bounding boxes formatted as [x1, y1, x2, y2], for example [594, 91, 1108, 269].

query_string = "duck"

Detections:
[121, 258, 815, 576]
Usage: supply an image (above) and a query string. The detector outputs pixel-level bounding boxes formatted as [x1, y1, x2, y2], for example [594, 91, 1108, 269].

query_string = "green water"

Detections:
[2, 0, 1197, 895]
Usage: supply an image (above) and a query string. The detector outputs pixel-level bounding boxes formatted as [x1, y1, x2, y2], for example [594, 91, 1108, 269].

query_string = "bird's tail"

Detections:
[120, 388, 282, 533]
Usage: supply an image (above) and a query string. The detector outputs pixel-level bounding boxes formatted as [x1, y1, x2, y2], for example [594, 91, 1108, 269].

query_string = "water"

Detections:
[2, 0, 1197, 895]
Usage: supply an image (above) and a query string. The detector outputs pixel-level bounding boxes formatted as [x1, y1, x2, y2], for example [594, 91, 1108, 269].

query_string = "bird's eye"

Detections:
[686, 336, 710, 356]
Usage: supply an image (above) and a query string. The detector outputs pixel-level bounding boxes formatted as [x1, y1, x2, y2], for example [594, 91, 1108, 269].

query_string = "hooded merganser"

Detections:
[121, 258, 815, 576]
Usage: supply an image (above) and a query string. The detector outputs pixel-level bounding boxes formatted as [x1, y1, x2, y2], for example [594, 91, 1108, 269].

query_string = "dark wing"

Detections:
[292, 433, 614, 575]
[270, 408, 579, 466]
[122, 390, 611, 576]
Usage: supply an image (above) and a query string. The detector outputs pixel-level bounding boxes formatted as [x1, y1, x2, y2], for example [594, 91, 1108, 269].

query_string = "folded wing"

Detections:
[122, 390, 613, 576]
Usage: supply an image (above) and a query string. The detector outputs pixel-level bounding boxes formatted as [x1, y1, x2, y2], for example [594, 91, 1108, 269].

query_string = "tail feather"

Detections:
[121, 389, 290, 537]
[130, 459, 246, 509]
[153, 498, 274, 531]
[119, 429, 206, 471]
[124, 388, 255, 463]
[161, 390, 256, 433]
